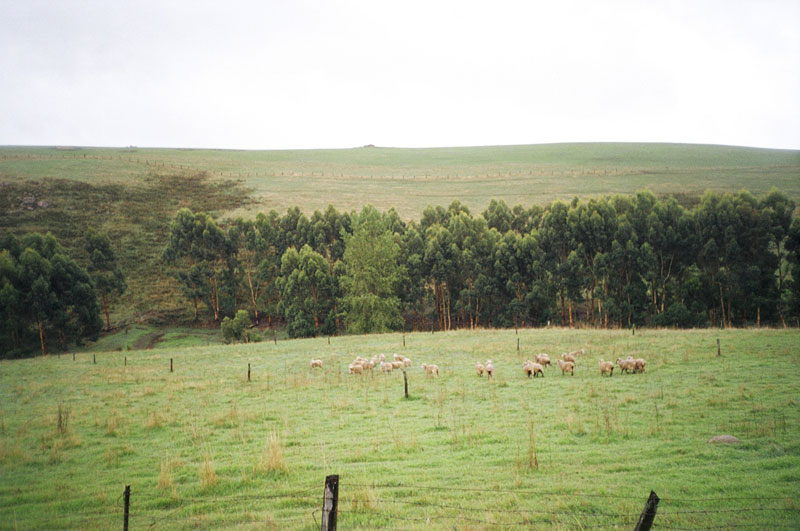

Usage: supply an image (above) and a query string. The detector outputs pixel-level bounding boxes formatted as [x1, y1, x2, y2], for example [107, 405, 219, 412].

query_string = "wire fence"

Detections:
[4, 475, 795, 529]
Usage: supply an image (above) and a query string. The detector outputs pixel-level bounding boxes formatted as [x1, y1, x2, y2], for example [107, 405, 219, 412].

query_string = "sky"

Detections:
[1, 0, 798, 150]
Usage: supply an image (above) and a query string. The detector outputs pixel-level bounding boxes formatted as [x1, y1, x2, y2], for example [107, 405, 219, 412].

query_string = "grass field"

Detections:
[1, 328, 798, 529]
[2, 143, 799, 219]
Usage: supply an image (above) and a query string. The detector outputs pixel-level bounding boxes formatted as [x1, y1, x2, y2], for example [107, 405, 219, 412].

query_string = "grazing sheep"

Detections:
[633, 358, 646, 373]
[380, 361, 393, 373]
[598, 359, 614, 376]
[421, 363, 439, 377]
[523, 360, 544, 378]
[349, 363, 364, 375]
[391, 360, 404, 370]
[475, 362, 485, 377]
[557, 358, 574, 375]
[616, 357, 636, 374]
[534, 353, 551, 367]
[561, 352, 576, 363]
[402, 356, 412, 367]
[485, 360, 495, 379]
[570, 348, 586, 357]
[393, 353, 403, 361]
[310, 359, 323, 369]
[379, 353, 386, 362]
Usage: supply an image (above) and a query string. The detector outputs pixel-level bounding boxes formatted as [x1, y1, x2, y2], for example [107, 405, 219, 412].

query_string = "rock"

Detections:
[707, 435, 740, 444]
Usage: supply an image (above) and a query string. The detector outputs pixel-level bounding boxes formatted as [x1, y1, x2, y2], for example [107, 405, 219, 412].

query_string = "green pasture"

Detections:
[2, 143, 798, 219]
[1, 328, 798, 529]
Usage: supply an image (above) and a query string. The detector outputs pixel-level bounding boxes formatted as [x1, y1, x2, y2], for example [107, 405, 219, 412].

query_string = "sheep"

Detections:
[557, 358, 574, 375]
[523, 360, 544, 378]
[421, 363, 439, 377]
[569, 348, 586, 357]
[379, 353, 386, 362]
[380, 361, 393, 373]
[561, 352, 576, 363]
[616, 357, 636, 374]
[633, 358, 646, 373]
[534, 353, 551, 367]
[348, 363, 364, 375]
[475, 362, 485, 377]
[393, 353, 403, 361]
[391, 360, 404, 370]
[402, 356, 412, 367]
[598, 359, 614, 376]
[310, 359, 323, 369]
[485, 360, 495, 379]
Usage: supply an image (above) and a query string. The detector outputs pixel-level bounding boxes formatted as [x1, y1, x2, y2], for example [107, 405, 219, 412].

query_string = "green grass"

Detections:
[3, 143, 799, 219]
[2, 328, 798, 529]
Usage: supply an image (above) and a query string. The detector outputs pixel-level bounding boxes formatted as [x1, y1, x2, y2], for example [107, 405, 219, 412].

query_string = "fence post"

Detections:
[517, 338, 520, 352]
[403, 334, 405, 347]
[73, 352, 75, 361]
[634, 490, 659, 531]
[321, 474, 339, 531]
[170, 358, 173, 373]
[717, 338, 721, 357]
[123, 485, 130, 531]
[93, 354, 96, 364]
[247, 363, 251, 382]
[403, 369, 409, 399]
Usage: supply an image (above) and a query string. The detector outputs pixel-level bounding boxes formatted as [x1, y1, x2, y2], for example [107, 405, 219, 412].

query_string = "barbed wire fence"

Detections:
[5, 474, 796, 529]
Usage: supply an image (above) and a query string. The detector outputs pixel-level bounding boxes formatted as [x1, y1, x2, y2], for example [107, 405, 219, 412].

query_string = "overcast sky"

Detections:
[1, 0, 798, 150]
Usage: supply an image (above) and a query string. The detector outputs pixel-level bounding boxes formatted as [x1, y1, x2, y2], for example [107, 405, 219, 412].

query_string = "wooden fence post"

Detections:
[403, 334, 405, 347]
[321, 474, 339, 531]
[123, 485, 130, 531]
[717, 338, 721, 357]
[93, 354, 96, 364]
[517, 338, 520, 352]
[634, 490, 659, 531]
[73, 352, 75, 361]
[247, 363, 251, 382]
[403, 369, 409, 399]
[170, 358, 173, 373]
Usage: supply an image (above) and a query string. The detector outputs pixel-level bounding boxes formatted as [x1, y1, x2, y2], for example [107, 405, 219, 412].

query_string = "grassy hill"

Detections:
[1, 328, 798, 529]
[2, 142, 798, 325]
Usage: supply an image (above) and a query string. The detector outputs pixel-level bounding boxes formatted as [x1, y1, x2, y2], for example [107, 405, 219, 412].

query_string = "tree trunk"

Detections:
[102, 292, 111, 330]
[568, 299, 574, 328]
[245, 268, 260, 323]
[37, 318, 46, 356]
[559, 288, 566, 327]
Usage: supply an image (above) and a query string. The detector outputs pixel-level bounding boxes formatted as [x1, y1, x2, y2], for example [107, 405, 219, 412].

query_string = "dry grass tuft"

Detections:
[267, 430, 287, 473]
[199, 450, 217, 489]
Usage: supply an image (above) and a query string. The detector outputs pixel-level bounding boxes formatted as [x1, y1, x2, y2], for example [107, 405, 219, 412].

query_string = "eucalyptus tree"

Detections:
[85, 230, 127, 329]
[277, 244, 334, 337]
[340, 206, 404, 333]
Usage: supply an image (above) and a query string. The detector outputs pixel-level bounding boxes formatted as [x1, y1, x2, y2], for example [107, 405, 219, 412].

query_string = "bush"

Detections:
[221, 310, 251, 343]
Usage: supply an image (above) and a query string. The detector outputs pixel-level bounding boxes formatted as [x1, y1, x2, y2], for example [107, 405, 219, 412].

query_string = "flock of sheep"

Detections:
[309, 349, 646, 380]
[310, 353, 440, 377]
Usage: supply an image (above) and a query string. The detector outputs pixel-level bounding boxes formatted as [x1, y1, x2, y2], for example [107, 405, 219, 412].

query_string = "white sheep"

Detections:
[523, 360, 544, 378]
[485, 360, 495, 379]
[561, 352, 577, 363]
[379, 353, 386, 362]
[348, 363, 364, 375]
[633, 358, 646, 373]
[616, 357, 635, 374]
[393, 353, 403, 361]
[598, 359, 614, 376]
[310, 359, 323, 369]
[534, 353, 551, 367]
[557, 358, 574, 375]
[475, 362, 485, 377]
[403, 356, 412, 367]
[569, 348, 586, 357]
[421, 363, 439, 377]
[380, 361, 393, 373]
[391, 360, 404, 370]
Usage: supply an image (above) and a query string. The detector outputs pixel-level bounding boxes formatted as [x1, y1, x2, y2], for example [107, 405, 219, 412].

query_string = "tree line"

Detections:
[2, 188, 799, 354]
[162, 189, 800, 338]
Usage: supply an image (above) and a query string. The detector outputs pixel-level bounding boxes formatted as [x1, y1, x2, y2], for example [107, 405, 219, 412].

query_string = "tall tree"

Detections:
[341, 206, 404, 333]
[85, 230, 127, 329]
[277, 244, 333, 337]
